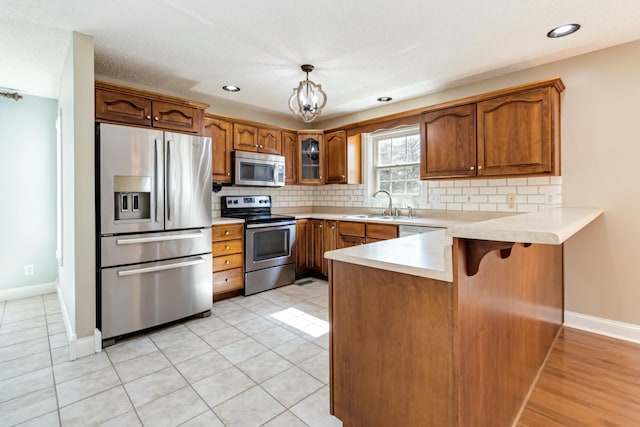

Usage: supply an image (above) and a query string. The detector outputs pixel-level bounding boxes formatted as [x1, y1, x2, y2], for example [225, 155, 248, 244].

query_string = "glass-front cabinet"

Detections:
[297, 132, 324, 184]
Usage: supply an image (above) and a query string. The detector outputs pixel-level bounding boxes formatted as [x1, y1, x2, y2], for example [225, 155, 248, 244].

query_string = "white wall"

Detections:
[317, 39, 640, 327]
[57, 31, 95, 341]
[0, 95, 58, 292]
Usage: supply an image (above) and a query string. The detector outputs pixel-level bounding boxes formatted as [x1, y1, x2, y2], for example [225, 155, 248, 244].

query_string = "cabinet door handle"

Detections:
[225, 245, 230, 250]
[225, 231, 230, 235]
[154, 116, 159, 121]
[227, 173, 230, 176]
[341, 175, 345, 178]
[478, 165, 483, 170]
[225, 278, 229, 282]
[225, 260, 230, 265]
[146, 115, 151, 119]
[470, 166, 475, 170]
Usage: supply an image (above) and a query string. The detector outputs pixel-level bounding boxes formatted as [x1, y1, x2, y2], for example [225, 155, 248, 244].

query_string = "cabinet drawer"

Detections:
[213, 253, 243, 272]
[338, 235, 365, 248]
[338, 221, 365, 237]
[212, 239, 243, 255]
[213, 267, 244, 294]
[212, 224, 244, 241]
[366, 223, 398, 240]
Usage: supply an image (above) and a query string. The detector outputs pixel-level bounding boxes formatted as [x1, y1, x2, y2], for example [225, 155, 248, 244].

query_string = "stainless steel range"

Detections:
[221, 196, 296, 295]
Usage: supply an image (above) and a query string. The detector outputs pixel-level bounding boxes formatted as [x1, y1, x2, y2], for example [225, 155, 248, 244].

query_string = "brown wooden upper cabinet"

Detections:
[420, 104, 477, 179]
[257, 128, 282, 155]
[233, 123, 258, 152]
[325, 130, 348, 184]
[420, 79, 563, 179]
[233, 123, 283, 155]
[298, 132, 325, 184]
[95, 81, 206, 134]
[204, 116, 233, 183]
[477, 86, 559, 176]
[324, 130, 362, 185]
[282, 131, 298, 184]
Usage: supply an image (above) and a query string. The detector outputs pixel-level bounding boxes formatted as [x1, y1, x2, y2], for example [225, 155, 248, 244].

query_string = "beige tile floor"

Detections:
[0, 279, 342, 427]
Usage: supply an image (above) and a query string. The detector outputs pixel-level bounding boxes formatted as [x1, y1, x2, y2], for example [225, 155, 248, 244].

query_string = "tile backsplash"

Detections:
[212, 177, 562, 217]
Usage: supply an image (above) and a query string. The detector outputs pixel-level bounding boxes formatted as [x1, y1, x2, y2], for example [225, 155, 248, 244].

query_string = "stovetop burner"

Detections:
[220, 195, 295, 225]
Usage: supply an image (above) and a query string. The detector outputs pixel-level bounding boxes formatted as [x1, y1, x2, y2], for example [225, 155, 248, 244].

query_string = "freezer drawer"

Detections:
[101, 228, 212, 268]
[101, 255, 212, 340]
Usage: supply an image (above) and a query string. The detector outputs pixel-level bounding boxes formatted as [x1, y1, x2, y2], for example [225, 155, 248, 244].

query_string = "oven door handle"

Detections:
[246, 221, 296, 229]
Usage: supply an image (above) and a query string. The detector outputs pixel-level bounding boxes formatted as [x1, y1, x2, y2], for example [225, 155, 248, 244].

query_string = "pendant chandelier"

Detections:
[288, 64, 327, 123]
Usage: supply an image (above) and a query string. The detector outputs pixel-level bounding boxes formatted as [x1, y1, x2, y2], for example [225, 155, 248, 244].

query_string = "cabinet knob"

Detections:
[225, 245, 230, 250]
[154, 117, 159, 121]
[225, 260, 230, 265]
[227, 173, 230, 176]
[470, 166, 475, 170]
[478, 165, 483, 170]
[319, 225, 323, 228]
[225, 278, 229, 282]
[331, 225, 335, 229]
[259, 145, 263, 148]
[225, 231, 230, 235]
[341, 175, 345, 178]
[146, 115, 151, 120]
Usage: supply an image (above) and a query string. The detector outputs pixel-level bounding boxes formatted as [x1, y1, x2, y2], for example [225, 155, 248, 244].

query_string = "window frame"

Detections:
[370, 125, 422, 197]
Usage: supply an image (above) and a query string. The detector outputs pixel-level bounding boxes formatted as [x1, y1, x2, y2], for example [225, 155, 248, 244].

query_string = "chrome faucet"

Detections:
[407, 205, 413, 218]
[373, 190, 393, 216]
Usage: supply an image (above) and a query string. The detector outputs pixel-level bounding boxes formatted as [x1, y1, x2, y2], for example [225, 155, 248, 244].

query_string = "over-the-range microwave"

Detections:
[234, 151, 285, 187]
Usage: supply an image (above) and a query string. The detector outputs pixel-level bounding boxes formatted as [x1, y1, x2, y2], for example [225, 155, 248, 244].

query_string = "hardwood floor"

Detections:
[517, 327, 640, 426]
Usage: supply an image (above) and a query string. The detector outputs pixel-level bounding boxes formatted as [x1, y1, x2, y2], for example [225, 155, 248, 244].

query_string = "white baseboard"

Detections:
[0, 281, 57, 301]
[565, 311, 640, 344]
[56, 285, 100, 360]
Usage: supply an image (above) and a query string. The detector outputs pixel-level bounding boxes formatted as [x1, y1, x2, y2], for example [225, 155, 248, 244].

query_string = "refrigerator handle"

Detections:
[166, 139, 172, 222]
[117, 256, 206, 277]
[154, 138, 161, 222]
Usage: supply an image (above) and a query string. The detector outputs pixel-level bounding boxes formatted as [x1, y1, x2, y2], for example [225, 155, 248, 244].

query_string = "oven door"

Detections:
[245, 221, 296, 272]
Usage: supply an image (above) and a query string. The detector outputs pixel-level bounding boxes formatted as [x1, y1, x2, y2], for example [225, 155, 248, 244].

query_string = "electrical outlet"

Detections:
[465, 194, 472, 203]
[24, 264, 34, 276]
[507, 193, 516, 209]
[545, 193, 556, 205]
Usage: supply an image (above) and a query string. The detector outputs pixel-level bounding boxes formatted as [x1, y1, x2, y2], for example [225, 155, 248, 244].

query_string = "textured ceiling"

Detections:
[2, 0, 640, 121]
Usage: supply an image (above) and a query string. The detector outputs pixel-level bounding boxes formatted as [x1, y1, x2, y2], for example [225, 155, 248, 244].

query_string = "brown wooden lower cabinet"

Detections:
[329, 238, 563, 426]
[212, 223, 244, 300]
[295, 219, 309, 277]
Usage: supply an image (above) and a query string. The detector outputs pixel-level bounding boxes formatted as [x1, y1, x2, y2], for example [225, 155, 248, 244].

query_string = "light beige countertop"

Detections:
[288, 210, 508, 228]
[326, 229, 454, 281]
[212, 217, 244, 226]
[447, 207, 603, 244]
[325, 207, 602, 282]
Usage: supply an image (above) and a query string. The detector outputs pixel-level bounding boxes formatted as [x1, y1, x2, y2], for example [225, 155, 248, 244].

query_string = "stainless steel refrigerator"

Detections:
[96, 123, 212, 346]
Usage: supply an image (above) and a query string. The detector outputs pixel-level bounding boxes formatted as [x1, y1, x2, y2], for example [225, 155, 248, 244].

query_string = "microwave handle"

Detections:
[273, 163, 278, 184]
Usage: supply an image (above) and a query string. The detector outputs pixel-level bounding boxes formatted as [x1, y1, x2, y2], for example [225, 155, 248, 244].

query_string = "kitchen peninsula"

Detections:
[325, 207, 602, 427]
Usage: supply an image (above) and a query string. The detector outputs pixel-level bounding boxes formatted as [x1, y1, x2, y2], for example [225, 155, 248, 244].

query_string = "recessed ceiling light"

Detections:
[222, 85, 240, 92]
[377, 96, 393, 102]
[547, 23, 580, 38]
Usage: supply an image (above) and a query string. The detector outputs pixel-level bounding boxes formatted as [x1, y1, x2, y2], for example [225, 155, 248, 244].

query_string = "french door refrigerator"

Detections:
[96, 123, 212, 346]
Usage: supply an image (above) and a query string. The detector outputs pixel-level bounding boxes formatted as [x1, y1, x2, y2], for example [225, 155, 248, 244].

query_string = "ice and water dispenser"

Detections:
[113, 175, 151, 221]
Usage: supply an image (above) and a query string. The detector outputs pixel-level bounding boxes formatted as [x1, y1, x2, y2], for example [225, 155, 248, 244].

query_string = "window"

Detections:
[372, 126, 421, 196]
